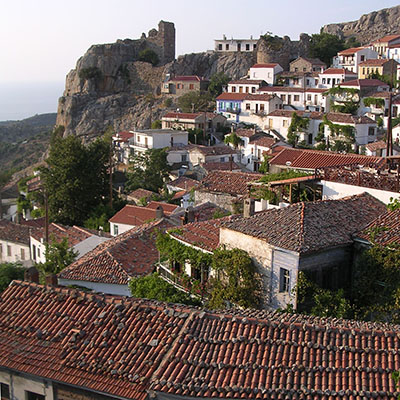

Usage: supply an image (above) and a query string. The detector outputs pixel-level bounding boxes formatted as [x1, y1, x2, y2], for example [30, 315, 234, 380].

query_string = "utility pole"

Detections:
[44, 189, 49, 244]
[386, 61, 396, 158]
[109, 140, 113, 209]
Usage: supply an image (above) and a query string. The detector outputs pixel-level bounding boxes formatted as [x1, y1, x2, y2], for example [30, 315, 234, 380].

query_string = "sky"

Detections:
[1, 0, 400, 120]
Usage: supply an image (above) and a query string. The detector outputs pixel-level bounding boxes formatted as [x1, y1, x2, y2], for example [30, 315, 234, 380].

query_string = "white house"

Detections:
[258, 86, 329, 112]
[333, 47, 378, 73]
[318, 68, 357, 88]
[161, 112, 226, 134]
[112, 130, 134, 166]
[371, 34, 400, 58]
[248, 63, 284, 85]
[214, 35, 258, 52]
[227, 79, 265, 94]
[128, 129, 188, 155]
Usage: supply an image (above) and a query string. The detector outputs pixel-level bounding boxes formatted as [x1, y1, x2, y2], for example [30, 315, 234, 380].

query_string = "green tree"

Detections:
[138, 49, 159, 66]
[129, 273, 201, 306]
[208, 72, 231, 98]
[287, 113, 309, 147]
[311, 288, 351, 319]
[0, 263, 25, 292]
[38, 237, 78, 275]
[41, 131, 110, 226]
[308, 32, 345, 66]
[126, 148, 170, 193]
[208, 248, 261, 309]
[177, 91, 213, 113]
[151, 120, 162, 129]
[224, 132, 243, 148]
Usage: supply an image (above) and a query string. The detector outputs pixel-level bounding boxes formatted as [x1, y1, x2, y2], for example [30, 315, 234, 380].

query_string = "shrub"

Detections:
[138, 49, 159, 66]
[78, 67, 102, 82]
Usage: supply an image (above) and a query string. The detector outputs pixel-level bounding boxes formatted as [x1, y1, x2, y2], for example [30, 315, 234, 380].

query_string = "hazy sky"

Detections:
[1, 0, 400, 119]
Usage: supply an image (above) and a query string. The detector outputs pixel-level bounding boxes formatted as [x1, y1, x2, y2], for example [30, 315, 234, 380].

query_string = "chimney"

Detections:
[184, 207, 195, 224]
[243, 198, 255, 218]
[155, 206, 164, 219]
[45, 274, 58, 286]
[24, 267, 39, 284]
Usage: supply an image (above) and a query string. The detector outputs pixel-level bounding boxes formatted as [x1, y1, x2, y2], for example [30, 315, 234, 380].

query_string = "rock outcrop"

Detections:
[57, 20, 255, 138]
[322, 5, 400, 44]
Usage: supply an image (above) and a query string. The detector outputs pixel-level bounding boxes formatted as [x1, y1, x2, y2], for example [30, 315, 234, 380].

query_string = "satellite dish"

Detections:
[286, 161, 292, 166]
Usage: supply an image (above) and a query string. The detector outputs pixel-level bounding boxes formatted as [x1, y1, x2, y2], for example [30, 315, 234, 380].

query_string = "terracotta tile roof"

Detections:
[366, 140, 387, 152]
[30, 223, 94, 246]
[171, 190, 187, 200]
[167, 176, 199, 191]
[249, 135, 276, 148]
[171, 202, 230, 224]
[200, 161, 242, 172]
[244, 93, 275, 101]
[200, 170, 261, 196]
[326, 112, 375, 125]
[127, 188, 155, 201]
[356, 209, 400, 246]
[171, 75, 208, 82]
[369, 91, 393, 98]
[20, 217, 46, 229]
[216, 92, 248, 101]
[342, 79, 388, 88]
[321, 67, 356, 75]
[3, 280, 400, 399]
[267, 109, 324, 120]
[146, 201, 179, 215]
[251, 63, 279, 68]
[0, 219, 39, 245]
[269, 147, 384, 170]
[292, 56, 326, 66]
[373, 34, 400, 43]
[163, 112, 200, 120]
[58, 219, 171, 284]
[268, 174, 316, 186]
[26, 175, 42, 192]
[169, 216, 237, 252]
[189, 145, 237, 156]
[236, 128, 256, 138]
[223, 193, 386, 254]
[115, 131, 134, 142]
[359, 59, 395, 66]
[109, 205, 162, 226]
[338, 46, 366, 55]
[228, 79, 264, 85]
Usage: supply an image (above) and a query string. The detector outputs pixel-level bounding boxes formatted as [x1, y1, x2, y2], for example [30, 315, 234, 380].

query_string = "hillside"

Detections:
[0, 113, 55, 173]
[322, 5, 400, 44]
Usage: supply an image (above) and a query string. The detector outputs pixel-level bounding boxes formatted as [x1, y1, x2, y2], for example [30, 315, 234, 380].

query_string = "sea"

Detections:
[0, 81, 65, 121]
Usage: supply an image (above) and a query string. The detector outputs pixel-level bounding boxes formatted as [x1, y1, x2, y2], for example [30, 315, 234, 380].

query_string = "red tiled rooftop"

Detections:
[269, 147, 384, 170]
[244, 93, 275, 101]
[115, 131, 133, 142]
[189, 144, 237, 156]
[171, 75, 208, 82]
[30, 223, 94, 246]
[223, 193, 386, 254]
[321, 68, 356, 75]
[236, 128, 256, 138]
[366, 140, 387, 152]
[163, 112, 201, 120]
[249, 135, 276, 148]
[3, 281, 400, 399]
[250, 63, 279, 68]
[267, 109, 323, 120]
[167, 176, 200, 191]
[200, 161, 242, 172]
[258, 86, 326, 93]
[59, 219, 171, 284]
[356, 209, 400, 246]
[359, 59, 395, 66]
[127, 188, 155, 201]
[338, 46, 366, 55]
[373, 34, 400, 43]
[146, 201, 178, 214]
[0, 219, 40, 245]
[200, 170, 261, 196]
[109, 205, 162, 225]
[341, 78, 388, 88]
[216, 92, 249, 101]
[228, 79, 264, 85]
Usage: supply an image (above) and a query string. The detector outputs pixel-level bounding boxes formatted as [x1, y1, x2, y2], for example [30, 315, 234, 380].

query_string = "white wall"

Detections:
[58, 278, 131, 297]
[0, 369, 54, 400]
[110, 222, 134, 237]
[30, 236, 46, 264]
[321, 180, 400, 204]
[0, 240, 32, 266]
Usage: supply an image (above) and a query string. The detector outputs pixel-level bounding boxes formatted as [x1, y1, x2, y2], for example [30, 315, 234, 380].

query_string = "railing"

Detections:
[226, 107, 241, 114]
[132, 142, 149, 148]
[158, 261, 190, 293]
[316, 165, 400, 193]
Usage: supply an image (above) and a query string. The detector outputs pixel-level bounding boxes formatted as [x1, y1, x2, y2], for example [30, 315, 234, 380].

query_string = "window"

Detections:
[181, 154, 187, 162]
[303, 67, 306, 72]
[322, 78, 326, 84]
[279, 268, 290, 292]
[294, 67, 298, 72]
[253, 44, 256, 49]
[177, 83, 181, 89]
[114, 224, 119, 236]
[260, 104, 264, 111]
[246, 44, 250, 51]
[294, 95, 300, 102]
[307, 94, 311, 101]
[251, 87, 256, 93]
[1, 383, 10, 399]
[308, 133, 313, 145]
[218, 44, 222, 51]
[281, 95, 286, 102]
[20, 248, 25, 260]
[232, 86, 236, 93]
[239, 86, 243, 93]
[7, 246, 11, 257]
[368, 127, 375, 136]
[220, 157, 225, 162]
[189, 84, 194, 90]
[32, 244, 36, 261]
[181, 84, 184, 89]
[245, 86, 249, 93]
[282, 120, 288, 127]
[37, 248, 40, 258]
[361, 55, 365, 62]
[26, 392, 45, 400]
[246, 103, 250, 110]
[226, 44, 229, 51]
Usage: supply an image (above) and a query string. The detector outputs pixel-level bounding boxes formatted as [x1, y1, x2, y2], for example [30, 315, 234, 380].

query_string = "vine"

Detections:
[363, 97, 385, 109]
[326, 86, 360, 115]
[287, 113, 309, 147]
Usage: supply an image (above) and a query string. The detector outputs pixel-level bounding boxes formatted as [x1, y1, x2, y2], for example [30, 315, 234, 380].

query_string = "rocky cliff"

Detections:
[56, 20, 255, 138]
[322, 5, 400, 44]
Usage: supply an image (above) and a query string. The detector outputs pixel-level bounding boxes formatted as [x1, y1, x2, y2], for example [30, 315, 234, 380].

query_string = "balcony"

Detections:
[226, 107, 241, 114]
[132, 142, 150, 149]
[158, 261, 191, 293]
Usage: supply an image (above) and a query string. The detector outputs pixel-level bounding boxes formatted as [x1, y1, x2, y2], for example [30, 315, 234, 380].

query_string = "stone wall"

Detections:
[55, 384, 116, 400]
[147, 21, 175, 64]
[194, 191, 242, 213]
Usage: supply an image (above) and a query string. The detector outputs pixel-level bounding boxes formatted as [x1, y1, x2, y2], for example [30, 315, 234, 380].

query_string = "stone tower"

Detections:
[147, 21, 175, 64]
